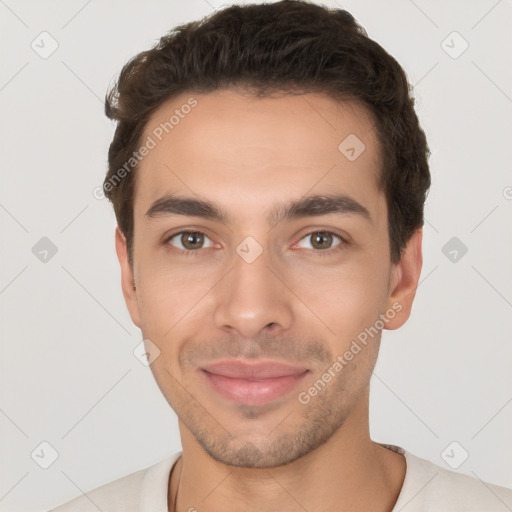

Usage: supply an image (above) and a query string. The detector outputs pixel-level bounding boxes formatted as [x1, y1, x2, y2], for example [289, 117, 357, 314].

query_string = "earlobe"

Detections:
[115, 227, 141, 328]
[384, 228, 423, 330]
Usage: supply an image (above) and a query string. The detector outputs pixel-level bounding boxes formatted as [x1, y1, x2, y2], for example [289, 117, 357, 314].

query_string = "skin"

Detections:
[115, 89, 423, 511]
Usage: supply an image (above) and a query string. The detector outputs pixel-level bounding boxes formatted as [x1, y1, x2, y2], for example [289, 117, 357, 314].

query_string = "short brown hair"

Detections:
[104, 0, 430, 264]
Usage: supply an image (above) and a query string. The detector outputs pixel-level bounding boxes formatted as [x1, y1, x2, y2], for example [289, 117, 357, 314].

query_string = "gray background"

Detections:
[1, 0, 511, 510]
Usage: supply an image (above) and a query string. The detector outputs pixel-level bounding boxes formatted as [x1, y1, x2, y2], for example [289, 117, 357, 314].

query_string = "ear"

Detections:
[384, 228, 423, 330]
[115, 226, 141, 328]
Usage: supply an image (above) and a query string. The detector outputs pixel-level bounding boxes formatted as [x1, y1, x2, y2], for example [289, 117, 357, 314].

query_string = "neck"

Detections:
[169, 397, 405, 512]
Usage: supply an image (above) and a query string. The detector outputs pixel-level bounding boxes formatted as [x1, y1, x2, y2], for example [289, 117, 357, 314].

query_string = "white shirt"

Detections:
[49, 445, 512, 511]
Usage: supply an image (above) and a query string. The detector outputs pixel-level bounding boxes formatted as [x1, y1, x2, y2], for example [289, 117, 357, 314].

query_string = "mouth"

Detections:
[199, 359, 310, 407]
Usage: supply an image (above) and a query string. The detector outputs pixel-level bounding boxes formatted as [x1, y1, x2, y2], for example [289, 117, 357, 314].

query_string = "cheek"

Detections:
[288, 255, 390, 339]
[135, 256, 215, 342]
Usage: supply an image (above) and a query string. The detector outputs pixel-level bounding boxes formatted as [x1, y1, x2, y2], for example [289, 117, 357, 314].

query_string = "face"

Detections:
[116, 89, 422, 468]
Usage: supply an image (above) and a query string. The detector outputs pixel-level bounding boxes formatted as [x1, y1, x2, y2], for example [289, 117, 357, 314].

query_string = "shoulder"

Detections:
[392, 447, 512, 511]
[48, 452, 181, 512]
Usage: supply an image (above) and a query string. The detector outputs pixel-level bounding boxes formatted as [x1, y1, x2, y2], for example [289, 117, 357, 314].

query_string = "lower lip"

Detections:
[201, 370, 309, 406]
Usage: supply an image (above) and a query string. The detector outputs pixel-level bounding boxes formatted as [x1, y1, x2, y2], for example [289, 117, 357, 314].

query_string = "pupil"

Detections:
[313, 232, 331, 249]
[184, 232, 203, 249]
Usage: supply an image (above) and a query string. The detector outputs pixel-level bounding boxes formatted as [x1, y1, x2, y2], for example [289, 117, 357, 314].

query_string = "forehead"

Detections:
[134, 89, 384, 224]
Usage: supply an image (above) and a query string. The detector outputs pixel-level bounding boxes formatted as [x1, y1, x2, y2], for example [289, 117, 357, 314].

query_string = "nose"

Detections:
[212, 243, 294, 338]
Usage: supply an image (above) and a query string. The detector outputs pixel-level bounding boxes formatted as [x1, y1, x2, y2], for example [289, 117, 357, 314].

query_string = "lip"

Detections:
[199, 359, 309, 406]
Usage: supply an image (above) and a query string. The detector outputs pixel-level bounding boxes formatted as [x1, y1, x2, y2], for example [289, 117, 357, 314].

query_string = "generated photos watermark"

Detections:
[298, 302, 403, 405]
[93, 97, 198, 200]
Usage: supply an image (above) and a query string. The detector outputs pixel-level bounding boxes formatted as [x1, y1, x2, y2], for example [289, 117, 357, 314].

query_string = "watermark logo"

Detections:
[442, 236, 468, 263]
[441, 441, 469, 469]
[133, 339, 161, 366]
[236, 236, 263, 264]
[31, 31, 59, 60]
[32, 237, 58, 263]
[441, 31, 469, 60]
[31, 441, 59, 469]
[338, 134, 366, 161]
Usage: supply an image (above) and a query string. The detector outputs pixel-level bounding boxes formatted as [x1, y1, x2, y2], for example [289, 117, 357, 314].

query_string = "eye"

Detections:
[296, 230, 343, 251]
[167, 231, 215, 251]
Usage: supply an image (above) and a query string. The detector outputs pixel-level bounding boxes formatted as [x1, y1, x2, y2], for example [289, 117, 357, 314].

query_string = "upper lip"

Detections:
[200, 359, 309, 379]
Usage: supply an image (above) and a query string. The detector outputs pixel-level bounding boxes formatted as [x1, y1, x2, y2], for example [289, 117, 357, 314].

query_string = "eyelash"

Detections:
[164, 230, 348, 258]
[301, 230, 347, 258]
[164, 231, 213, 258]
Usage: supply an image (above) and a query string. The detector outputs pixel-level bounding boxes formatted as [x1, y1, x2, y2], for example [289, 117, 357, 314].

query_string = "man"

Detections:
[51, 1, 512, 510]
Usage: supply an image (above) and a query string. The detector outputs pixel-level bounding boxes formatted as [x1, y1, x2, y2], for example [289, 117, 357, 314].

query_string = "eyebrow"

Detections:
[145, 193, 372, 225]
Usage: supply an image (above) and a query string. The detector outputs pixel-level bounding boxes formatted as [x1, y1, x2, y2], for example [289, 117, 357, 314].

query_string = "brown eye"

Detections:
[297, 231, 343, 251]
[181, 232, 204, 249]
[311, 231, 333, 249]
[168, 231, 214, 251]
